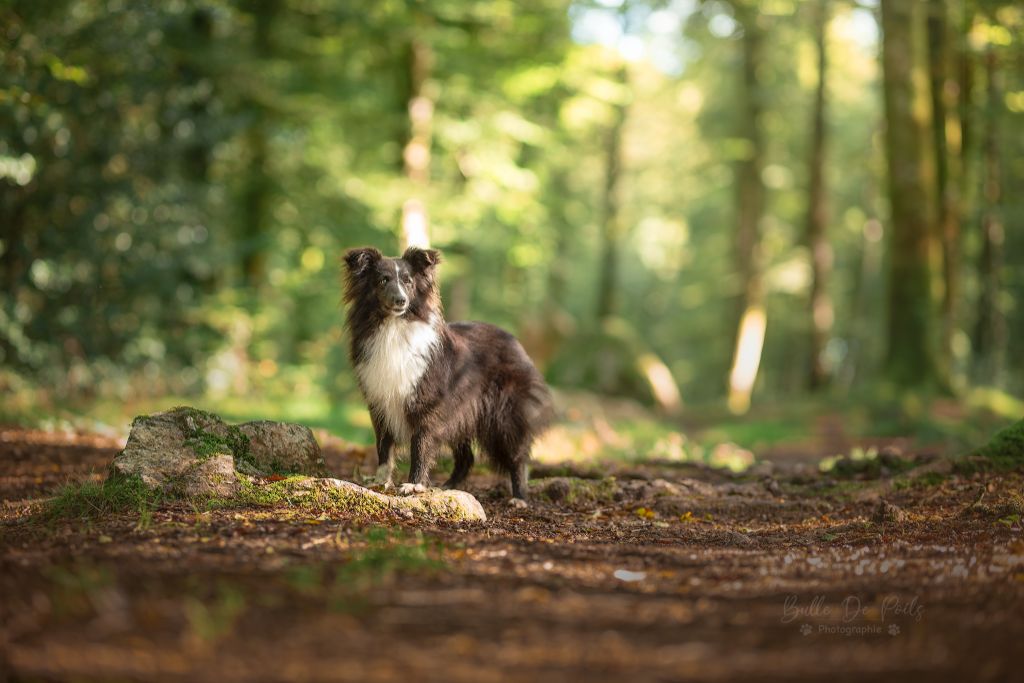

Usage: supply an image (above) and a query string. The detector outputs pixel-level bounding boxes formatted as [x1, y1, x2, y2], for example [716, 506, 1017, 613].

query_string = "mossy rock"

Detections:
[535, 477, 621, 506]
[235, 420, 327, 476]
[231, 476, 487, 522]
[110, 407, 485, 523]
[111, 407, 325, 497]
[969, 419, 1024, 470]
[112, 408, 240, 495]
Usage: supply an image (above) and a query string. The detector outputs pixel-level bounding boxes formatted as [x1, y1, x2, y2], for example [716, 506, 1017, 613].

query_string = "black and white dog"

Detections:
[343, 246, 553, 503]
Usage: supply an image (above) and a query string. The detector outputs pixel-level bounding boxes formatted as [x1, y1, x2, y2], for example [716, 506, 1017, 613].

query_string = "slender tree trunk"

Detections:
[973, 47, 1005, 385]
[241, 122, 270, 288]
[595, 62, 629, 322]
[727, 3, 767, 414]
[880, 0, 939, 388]
[927, 0, 962, 383]
[399, 34, 434, 251]
[239, 0, 279, 290]
[184, 8, 214, 182]
[957, 8, 976, 215]
[806, 0, 832, 391]
[838, 133, 885, 392]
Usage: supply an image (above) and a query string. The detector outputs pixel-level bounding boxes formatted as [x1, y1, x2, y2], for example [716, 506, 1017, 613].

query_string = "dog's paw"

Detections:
[507, 498, 529, 510]
[398, 483, 427, 496]
[364, 465, 394, 491]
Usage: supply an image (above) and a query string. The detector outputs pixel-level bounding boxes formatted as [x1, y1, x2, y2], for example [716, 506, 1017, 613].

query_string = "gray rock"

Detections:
[110, 407, 324, 496]
[180, 454, 238, 498]
[111, 408, 228, 491]
[543, 478, 572, 502]
[237, 420, 326, 477]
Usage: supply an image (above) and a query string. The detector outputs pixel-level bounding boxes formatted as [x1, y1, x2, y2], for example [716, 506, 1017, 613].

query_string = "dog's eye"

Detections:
[379, 276, 390, 285]
[402, 276, 412, 285]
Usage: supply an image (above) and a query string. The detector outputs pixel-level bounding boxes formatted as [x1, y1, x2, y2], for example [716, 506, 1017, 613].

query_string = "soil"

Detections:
[2, 425, 1023, 682]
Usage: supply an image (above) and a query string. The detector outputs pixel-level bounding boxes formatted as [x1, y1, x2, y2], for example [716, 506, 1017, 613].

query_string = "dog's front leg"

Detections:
[399, 432, 432, 495]
[372, 432, 395, 490]
[367, 412, 395, 490]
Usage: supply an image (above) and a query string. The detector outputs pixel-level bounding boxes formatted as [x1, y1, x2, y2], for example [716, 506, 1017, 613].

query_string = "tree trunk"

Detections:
[927, 0, 962, 383]
[399, 34, 434, 251]
[957, 8, 976, 215]
[595, 62, 629, 323]
[880, 0, 939, 388]
[239, 0, 279, 290]
[184, 8, 214, 182]
[806, 0, 832, 391]
[241, 122, 270, 289]
[726, 3, 767, 414]
[972, 47, 1005, 385]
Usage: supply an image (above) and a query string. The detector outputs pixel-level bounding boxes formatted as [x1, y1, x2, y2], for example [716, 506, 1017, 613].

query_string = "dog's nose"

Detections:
[392, 295, 408, 307]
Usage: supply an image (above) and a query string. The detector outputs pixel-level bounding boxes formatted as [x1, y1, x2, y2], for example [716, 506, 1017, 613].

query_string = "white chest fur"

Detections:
[355, 316, 440, 443]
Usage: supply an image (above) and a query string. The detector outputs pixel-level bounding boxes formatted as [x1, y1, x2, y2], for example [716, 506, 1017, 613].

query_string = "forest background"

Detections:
[2, 0, 1022, 459]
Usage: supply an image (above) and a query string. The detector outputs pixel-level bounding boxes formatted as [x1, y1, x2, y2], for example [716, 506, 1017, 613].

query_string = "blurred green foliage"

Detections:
[1, 0, 1022, 427]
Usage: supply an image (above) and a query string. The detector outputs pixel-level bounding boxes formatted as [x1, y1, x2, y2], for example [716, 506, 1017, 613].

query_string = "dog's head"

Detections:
[343, 246, 442, 319]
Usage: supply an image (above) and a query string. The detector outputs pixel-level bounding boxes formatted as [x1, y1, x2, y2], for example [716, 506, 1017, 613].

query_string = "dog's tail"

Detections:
[523, 377, 555, 437]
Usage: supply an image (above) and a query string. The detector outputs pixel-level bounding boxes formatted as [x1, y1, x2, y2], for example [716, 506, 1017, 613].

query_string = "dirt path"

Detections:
[2, 427, 1023, 682]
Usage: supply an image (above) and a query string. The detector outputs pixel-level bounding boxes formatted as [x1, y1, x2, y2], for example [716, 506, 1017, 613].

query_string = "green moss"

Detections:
[893, 471, 947, 490]
[170, 407, 295, 476]
[319, 483, 392, 517]
[234, 475, 311, 506]
[43, 474, 162, 521]
[184, 424, 250, 463]
[171, 406, 252, 467]
[537, 477, 620, 505]
[969, 419, 1024, 470]
[337, 527, 445, 585]
[210, 476, 391, 517]
[820, 446, 918, 479]
[184, 583, 246, 643]
[283, 528, 446, 610]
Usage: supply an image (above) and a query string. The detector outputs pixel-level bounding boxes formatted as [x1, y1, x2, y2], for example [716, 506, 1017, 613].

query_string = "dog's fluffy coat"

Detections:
[343, 246, 553, 500]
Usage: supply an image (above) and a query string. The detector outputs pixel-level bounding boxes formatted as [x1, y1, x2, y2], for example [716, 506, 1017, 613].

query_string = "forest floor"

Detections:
[2, 420, 1023, 682]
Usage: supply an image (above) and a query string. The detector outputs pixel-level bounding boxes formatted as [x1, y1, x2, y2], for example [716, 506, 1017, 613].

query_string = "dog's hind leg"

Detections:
[488, 431, 531, 506]
[505, 438, 530, 507]
[509, 458, 529, 506]
[442, 441, 474, 490]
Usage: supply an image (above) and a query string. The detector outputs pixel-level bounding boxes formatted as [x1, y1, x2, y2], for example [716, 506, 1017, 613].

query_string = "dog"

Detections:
[343, 246, 553, 504]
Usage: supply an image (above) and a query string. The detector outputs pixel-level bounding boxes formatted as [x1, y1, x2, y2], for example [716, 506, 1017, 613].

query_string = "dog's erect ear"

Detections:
[403, 247, 442, 274]
[343, 247, 383, 277]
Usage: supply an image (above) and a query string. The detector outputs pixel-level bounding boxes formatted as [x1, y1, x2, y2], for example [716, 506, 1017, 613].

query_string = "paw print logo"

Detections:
[888, 624, 900, 636]
[800, 624, 812, 636]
